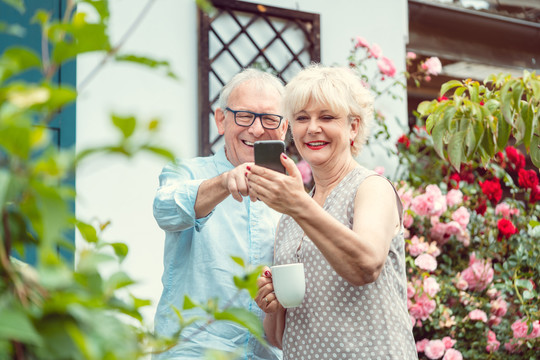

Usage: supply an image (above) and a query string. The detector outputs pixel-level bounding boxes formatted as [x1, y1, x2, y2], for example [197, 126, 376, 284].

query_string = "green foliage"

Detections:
[1, 1, 268, 359]
[418, 72, 540, 169]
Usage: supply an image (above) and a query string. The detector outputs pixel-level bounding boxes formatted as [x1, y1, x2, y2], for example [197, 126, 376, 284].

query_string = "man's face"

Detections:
[215, 81, 288, 167]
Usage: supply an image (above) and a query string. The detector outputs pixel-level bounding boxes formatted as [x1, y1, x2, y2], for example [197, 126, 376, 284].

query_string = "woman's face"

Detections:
[291, 99, 358, 168]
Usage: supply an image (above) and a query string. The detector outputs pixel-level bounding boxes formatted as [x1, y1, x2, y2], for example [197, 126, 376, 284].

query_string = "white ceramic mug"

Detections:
[271, 263, 306, 308]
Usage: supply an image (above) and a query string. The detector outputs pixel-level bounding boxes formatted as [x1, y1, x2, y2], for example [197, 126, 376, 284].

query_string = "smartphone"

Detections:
[254, 140, 286, 174]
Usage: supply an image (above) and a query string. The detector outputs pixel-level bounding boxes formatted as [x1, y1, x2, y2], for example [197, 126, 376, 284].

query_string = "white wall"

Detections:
[76, 0, 408, 326]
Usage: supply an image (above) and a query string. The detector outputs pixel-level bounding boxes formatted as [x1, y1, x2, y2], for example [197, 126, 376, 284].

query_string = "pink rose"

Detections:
[460, 254, 494, 291]
[406, 51, 417, 60]
[415, 253, 437, 272]
[425, 185, 447, 216]
[446, 189, 463, 207]
[374, 166, 385, 175]
[442, 336, 456, 349]
[407, 281, 416, 298]
[486, 330, 500, 353]
[403, 213, 414, 228]
[368, 43, 382, 58]
[296, 160, 312, 185]
[408, 236, 429, 256]
[455, 277, 468, 291]
[354, 36, 370, 49]
[398, 187, 413, 209]
[425, 339, 446, 359]
[451, 206, 470, 228]
[427, 241, 441, 257]
[423, 276, 440, 297]
[486, 287, 501, 299]
[495, 203, 521, 218]
[411, 194, 431, 216]
[468, 309, 488, 322]
[512, 319, 540, 339]
[377, 56, 396, 77]
[490, 297, 508, 317]
[410, 294, 436, 321]
[488, 315, 502, 327]
[416, 338, 429, 352]
[442, 348, 463, 360]
[422, 57, 442, 75]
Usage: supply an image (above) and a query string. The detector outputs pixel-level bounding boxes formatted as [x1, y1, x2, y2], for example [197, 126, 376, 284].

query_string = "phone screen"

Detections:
[254, 140, 286, 174]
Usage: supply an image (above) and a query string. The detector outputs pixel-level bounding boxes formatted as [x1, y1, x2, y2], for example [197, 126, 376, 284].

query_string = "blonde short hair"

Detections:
[282, 64, 374, 156]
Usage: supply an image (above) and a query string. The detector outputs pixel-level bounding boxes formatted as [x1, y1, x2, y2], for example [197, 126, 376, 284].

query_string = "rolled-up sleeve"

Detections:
[153, 162, 213, 232]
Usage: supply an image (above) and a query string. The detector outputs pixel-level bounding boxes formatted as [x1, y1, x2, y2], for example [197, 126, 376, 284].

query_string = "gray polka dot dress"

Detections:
[274, 166, 418, 359]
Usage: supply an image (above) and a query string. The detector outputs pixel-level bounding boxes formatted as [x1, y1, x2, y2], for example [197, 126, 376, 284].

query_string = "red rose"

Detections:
[518, 168, 539, 189]
[530, 185, 540, 204]
[476, 198, 487, 216]
[397, 134, 410, 149]
[479, 178, 502, 203]
[505, 146, 525, 171]
[437, 96, 449, 102]
[495, 152, 506, 169]
[449, 173, 461, 188]
[497, 218, 517, 240]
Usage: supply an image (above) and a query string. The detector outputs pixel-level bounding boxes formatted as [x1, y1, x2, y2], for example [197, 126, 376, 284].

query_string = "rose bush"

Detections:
[345, 36, 539, 360]
[396, 136, 539, 359]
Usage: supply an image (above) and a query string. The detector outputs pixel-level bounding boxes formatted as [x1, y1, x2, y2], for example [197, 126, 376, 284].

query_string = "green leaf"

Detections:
[497, 110, 512, 151]
[516, 278, 533, 291]
[109, 242, 129, 261]
[233, 265, 264, 298]
[115, 54, 179, 80]
[78, 0, 110, 22]
[183, 295, 198, 310]
[105, 271, 135, 293]
[440, 80, 463, 98]
[500, 82, 514, 125]
[520, 102, 535, 150]
[531, 135, 540, 169]
[1, 0, 25, 13]
[112, 114, 136, 138]
[140, 145, 175, 161]
[523, 290, 535, 300]
[214, 308, 265, 343]
[231, 256, 245, 268]
[51, 21, 111, 63]
[0, 46, 41, 82]
[75, 220, 98, 243]
[448, 130, 466, 170]
[0, 307, 42, 345]
[0, 21, 25, 36]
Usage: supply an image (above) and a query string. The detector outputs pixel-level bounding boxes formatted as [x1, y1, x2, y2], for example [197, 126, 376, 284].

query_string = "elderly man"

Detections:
[152, 68, 287, 359]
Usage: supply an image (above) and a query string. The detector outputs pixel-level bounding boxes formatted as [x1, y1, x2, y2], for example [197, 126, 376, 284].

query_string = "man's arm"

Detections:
[194, 163, 253, 218]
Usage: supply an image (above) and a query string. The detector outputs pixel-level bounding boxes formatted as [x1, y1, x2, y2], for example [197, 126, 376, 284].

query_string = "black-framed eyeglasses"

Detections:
[225, 107, 284, 130]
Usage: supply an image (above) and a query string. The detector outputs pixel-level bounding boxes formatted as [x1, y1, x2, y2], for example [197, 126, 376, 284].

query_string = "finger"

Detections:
[228, 178, 243, 202]
[281, 153, 302, 180]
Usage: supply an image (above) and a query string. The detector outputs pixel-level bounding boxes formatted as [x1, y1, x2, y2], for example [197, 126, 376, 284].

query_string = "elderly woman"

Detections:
[246, 65, 418, 359]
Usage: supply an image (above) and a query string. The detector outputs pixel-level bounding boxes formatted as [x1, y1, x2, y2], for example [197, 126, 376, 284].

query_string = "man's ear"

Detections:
[279, 118, 289, 140]
[215, 108, 226, 135]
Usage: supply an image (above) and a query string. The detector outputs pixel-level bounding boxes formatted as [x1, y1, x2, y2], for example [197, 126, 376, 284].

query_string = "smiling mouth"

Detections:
[306, 141, 329, 149]
[242, 140, 255, 147]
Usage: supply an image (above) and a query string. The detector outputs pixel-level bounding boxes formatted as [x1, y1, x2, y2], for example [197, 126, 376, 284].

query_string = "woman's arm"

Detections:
[263, 308, 287, 349]
[247, 156, 400, 286]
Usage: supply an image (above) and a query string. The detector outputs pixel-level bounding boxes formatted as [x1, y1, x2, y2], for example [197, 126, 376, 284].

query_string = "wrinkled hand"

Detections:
[223, 162, 254, 202]
[255, 266, 282, 313]
[246, 154, 307, 214]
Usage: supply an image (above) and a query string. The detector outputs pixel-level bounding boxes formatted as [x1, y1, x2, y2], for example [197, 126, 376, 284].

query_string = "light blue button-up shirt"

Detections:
[152, 147, 282, 360]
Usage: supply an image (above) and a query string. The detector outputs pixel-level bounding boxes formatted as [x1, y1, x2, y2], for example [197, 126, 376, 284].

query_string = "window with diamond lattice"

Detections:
[198, 0, 320, 156]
